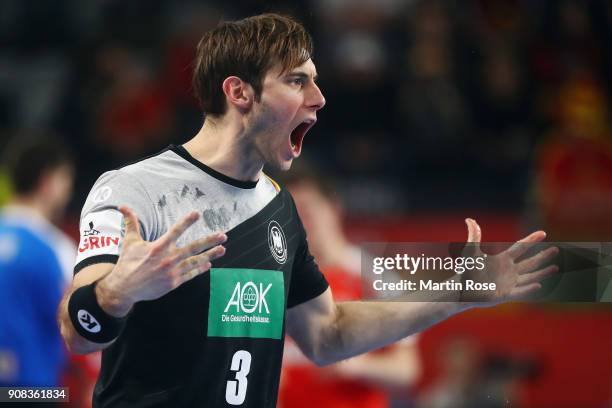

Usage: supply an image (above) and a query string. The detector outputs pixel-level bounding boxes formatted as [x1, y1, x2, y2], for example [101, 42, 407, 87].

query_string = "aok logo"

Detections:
[224, 281, 272, 314]
[209, 268, 284, 339]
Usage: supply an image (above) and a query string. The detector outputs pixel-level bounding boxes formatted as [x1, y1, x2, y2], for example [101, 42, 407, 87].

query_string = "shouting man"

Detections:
[58, 13, 557, 407]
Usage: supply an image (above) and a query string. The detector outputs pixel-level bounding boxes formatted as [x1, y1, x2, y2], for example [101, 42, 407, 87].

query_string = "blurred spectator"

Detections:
[1, 0, 610, 216]
[161, 4, 221, 138]
[89, 44, 174, 159]
[0, 135, 75, 387]
[532, 72, 612, 241]
[398, 0, 469, 162]
[312, 0, 403, 178]
[534, 0, 603, 86]
[396, 0, 473, 209]
[467, 41, 536, 210]
[279, 165, 421, 408]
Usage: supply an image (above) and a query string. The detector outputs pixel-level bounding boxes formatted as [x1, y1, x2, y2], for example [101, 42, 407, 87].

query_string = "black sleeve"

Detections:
[287, 206, 329, 308]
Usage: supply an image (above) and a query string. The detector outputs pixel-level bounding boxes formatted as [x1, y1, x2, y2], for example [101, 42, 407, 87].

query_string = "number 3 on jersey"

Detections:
[226, 350, 252, 405]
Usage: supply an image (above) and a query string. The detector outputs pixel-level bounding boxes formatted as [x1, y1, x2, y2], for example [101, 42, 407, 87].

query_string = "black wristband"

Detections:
[68, 281, 127, 343]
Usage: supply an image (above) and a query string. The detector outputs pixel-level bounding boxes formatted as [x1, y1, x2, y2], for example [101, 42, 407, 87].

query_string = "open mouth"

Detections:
[290, 120, 315, 156]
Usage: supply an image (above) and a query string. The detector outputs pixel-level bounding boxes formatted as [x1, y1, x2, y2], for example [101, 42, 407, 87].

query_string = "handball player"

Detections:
[58, 13, 558, 407]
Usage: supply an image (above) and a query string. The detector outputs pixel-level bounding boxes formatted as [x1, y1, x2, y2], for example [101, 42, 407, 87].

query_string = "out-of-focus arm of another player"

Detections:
[327, 337, 421, 389]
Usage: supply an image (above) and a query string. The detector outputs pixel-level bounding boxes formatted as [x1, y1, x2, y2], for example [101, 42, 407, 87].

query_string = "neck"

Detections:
[9, 196, 54, 221]
[184, 115, 264, 182]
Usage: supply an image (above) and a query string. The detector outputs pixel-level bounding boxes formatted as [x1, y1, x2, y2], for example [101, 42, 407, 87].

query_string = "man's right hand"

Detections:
[96, 205, 227, 317]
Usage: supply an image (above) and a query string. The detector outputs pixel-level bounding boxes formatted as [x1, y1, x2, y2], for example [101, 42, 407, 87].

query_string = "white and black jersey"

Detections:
[75, 145, 329, 407]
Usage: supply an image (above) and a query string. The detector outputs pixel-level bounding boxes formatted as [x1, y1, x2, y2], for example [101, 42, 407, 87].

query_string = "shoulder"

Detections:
[0, 211, 61, 256]
[93, 147, 180, 187]
[0, 222, 60, 270]
[118, 147, 182, 180]
[84, 148, 181, 209]
[265, 181, 301, 225]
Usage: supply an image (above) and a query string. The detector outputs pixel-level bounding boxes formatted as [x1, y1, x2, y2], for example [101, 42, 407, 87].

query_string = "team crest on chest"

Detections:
[267, 220, 287, 264]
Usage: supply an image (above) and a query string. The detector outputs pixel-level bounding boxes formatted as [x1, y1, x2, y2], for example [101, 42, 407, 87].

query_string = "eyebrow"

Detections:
[287, 71, 319, 82]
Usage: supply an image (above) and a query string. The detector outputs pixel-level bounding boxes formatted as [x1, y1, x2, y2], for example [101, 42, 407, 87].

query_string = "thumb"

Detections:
[119, 205, 142, 240]
[465, 218, 482, 253]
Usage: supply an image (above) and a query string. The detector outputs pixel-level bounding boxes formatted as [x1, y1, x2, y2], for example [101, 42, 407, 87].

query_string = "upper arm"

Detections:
[74, 169, 154, 274]
[286, 287, 338, 365]
[285, 192, 335, 364]
[61, 169, 150, 353]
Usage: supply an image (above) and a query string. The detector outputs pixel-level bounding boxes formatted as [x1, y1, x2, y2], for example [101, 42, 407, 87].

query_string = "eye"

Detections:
[289, 77, 305, 87]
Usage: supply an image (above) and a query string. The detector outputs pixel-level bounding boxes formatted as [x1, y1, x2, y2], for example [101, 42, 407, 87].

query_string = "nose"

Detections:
[307, 82, 326, 111]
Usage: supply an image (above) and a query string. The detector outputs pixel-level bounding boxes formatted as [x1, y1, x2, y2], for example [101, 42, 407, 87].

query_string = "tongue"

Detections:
[290, 123, 307, 153]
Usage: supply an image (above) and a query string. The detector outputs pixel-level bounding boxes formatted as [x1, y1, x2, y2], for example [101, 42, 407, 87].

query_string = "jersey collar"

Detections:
[170, 145, 259, 189]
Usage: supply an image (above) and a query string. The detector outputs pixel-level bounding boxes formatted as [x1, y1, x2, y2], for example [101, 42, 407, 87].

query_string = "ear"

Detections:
[222, 76, 254, 112]
[36, 170, 53, 196]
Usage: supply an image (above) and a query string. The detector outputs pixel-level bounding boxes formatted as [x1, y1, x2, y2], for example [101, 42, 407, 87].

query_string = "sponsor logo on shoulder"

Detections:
[78, 221, 120, 253]
[268, 220, 287, 264]
[83, 221, 100, 236]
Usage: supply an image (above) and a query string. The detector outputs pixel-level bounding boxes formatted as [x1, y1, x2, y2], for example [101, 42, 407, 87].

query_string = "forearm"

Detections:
[58, 288, 115, 354]
[318, 300, 470, 364]
[58, 270, 132, 355]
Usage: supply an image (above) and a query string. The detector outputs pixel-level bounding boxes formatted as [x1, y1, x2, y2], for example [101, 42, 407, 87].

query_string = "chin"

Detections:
[278, 159, 294, 171]
[268, 157, 294, 172]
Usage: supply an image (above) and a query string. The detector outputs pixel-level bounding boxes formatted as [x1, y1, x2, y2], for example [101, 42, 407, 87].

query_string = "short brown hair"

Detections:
[2, 134, 73, 195]
[192, 13, 313, 116]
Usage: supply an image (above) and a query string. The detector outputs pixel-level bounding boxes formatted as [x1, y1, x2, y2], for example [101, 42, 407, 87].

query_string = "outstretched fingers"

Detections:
[517, 265, 558, 286]
[119, 205, 143, 240]
[178, 232, 227, 258]
[175, 245, 226, 286]
[516, 246, 558, 274]
[506, 231, 547, 260]
[158, 211, 200, 247]
[507, 264, 558, 300]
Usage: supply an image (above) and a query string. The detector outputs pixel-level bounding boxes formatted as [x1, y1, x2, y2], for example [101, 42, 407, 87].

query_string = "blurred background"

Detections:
[1, 0, 612, 407]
